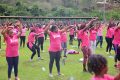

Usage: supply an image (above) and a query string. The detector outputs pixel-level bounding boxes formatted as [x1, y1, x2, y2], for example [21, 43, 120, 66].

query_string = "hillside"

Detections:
[0, 0, 120, 20]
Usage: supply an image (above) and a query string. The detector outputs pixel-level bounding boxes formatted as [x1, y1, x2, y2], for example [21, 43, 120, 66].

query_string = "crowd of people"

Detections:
[0, 18, 120, 80]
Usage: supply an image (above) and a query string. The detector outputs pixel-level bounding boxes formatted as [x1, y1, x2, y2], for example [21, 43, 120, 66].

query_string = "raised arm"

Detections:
[60, 25, 74, 33]
[83, 18, 98, 31]
[16, 20, 22, 38]
[44, 20, 54, 35]
[1, 24, 8, 38]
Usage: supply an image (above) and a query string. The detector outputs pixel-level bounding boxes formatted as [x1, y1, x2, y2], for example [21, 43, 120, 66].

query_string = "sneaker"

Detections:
[58, 73, 64, 76]
[49, 73, 53, 77]
[38, 57, 44, 60]
[63, 55, 67, 58]
[29, 59, 32, 62]
[8, 78, 11, 80]
[15, 77, 20, 80]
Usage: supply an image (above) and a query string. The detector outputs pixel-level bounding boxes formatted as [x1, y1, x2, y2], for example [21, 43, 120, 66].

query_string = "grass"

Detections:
[0, 30, 119, 80]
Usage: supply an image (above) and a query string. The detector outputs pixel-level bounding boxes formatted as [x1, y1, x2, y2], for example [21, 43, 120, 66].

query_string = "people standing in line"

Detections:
[1, 20, 22, 80]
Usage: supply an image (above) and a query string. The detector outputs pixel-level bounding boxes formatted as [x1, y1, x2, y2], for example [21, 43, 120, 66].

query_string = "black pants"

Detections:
[49, 51, 61, 74]
[6, 56, 19, 78]
[20, 36, 26, 47]
[69, 35, 74, 45]
[96, 36, 103, 48]
[44, 33, 47, 40]
[78, 39, 81, 48]
[105, 37, 113, 53]
[27, 43, 40, 59]
[38, 37, 44, 51]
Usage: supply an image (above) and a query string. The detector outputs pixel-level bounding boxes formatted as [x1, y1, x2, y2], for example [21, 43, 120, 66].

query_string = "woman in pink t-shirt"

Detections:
[112, 22, 120, 67]
[20, 26, 27, 47]
[96, 23, 104, 48]
[80, 18, 97, 72]
[1, 20, 22, 80]
[44, 20, 71, 77]
[89, 26, 98, 54]
[60, 26, 68, 57]
[27, 28, 44, 61]
[76, 26, 82, 48]
[88, 54, 120, 80]
[105, 22, 115, 54]
[69, 28, 75, 45]
[35, 24, 45, 52]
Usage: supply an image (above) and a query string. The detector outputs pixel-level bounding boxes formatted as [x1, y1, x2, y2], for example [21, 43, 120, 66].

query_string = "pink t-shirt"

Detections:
[106, 27, 114, 38]
[36, 28, 44, 37]
[89, 29, 97, 41]
[92, 74, 114, 80]
[97, 26, 103, 36]
[49, 31, 61, 52]
[27, 32, 36, 48]
[69, 28, 74, 35]
[112, 28, 120, 45]
[81, 30, 89, 47]
[77, 30, 82, 39]
[21, 28, 27, 36]
[5, 35, 19, 57]
[60, 32, 67, 42]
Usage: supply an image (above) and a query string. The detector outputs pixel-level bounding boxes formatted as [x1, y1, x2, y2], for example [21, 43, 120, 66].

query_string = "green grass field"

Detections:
[0, 30, 119, 80]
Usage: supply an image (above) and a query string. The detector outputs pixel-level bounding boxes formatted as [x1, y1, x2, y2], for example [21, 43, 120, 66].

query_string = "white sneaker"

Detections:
[30, 59, 32, 62]
[38, 57, 44, 60]
[49, 73, 53, 77]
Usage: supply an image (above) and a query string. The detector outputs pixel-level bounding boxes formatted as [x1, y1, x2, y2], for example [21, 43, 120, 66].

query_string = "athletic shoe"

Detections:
[38, 57, 44, 60]
[8, 78, 11, 80]
[63, 55, 67, 57]
[49, 73, 53, 77]
[58, 73, 64, 76]
[15, 77, 20, 80]
[29, 59, 32, 62]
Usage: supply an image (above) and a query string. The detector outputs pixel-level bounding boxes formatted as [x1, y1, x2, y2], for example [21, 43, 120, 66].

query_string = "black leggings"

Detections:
[27, 43, 40, 59]
[49, 51, 61, 74]
[69, 35, 74, 45]
[96, 36, 103, 48]
[6, 56, 19, 78]
[20, 36, 26, 47]
[105, 37, 113, 53]
[78, 39, 81, 48]
[44, 33, 47, 40]
[38, 37, 44, 51]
